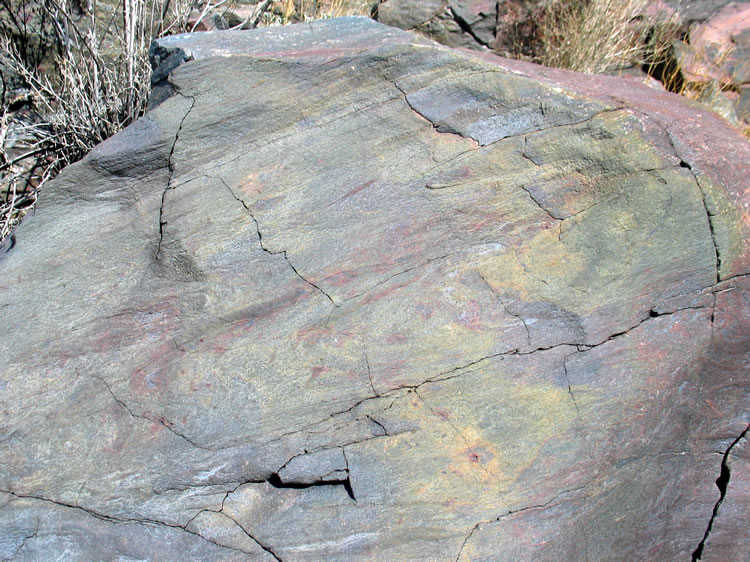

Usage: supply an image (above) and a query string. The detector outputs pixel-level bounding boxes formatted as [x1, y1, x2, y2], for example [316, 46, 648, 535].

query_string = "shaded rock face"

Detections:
[1, 17, 749, 560]
[376, 0, 545, 56]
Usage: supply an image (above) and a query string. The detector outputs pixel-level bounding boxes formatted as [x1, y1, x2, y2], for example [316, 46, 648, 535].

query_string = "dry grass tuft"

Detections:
[275, 0, 373, 23]
[538, 0, 679, 75]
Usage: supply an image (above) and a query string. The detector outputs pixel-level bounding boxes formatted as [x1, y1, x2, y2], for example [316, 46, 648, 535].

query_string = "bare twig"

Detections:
[0, 147, 49, 171]
[250, 0, 274, 29]
[190, 0, 219, 32]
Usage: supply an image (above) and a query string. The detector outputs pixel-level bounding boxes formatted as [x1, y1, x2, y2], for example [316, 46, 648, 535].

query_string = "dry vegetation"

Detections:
[538, 0, 664, 74]
[275, 0, 372, 22]
[1, 0, 166, 240]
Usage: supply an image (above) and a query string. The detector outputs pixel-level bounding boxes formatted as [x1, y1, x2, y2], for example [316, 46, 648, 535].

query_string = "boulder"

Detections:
[376, 0, 542, 55]
[1, 17, 749, 560]
[674, 2, 750, 127]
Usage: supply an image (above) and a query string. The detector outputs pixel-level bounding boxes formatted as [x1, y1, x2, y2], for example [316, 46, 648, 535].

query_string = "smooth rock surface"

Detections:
[1, 17, 749, 560]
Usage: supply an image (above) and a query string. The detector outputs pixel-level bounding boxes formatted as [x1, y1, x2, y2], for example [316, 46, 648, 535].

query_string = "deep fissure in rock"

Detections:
[692, 424, 750, 560]
[156, 92, 196, 259]
[267, 473, 356, 501]
[448, 7, 491, 48]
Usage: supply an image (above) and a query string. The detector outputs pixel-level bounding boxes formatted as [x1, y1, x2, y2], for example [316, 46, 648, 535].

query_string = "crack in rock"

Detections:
[0, 490, 256, 557]
[692, 424, 750, 560]
[184, 486, 284, 561]
[366, 415, 389, 436]
[267, 472, 356, 502]
[266, 300, 713, 449]
[627, 110, 722, 283]
[510, 107, 626, 148]
[519, 182, 563, 221]
[679, 157, 722, 284]
[562, 354, 581, 417]
[389, 79, 482, 145]
[340, 254, 451, 304]
[214, 484, 284, 560]
[448, 7, 491, 49]
[455, 484, 591, 560]
[363, 349, 379, 397]
[6, 519, 39, 559]
[217, 177, 339, 307]
[478, 271, 531, 347]
[455, 521, 480, 562]
[152, 480, 244, 497]
[186, 507, 281, 559]
[156, 92, 196, 260]
[268, 430, 410, 478]
[92, 375, 209, 450]
[221, 511, 283, 560]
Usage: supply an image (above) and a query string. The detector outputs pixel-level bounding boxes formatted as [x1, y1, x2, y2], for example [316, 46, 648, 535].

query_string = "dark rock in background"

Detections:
[1, 17, 749, 560]
[376, 0, 447, 30]
[376, 0, 546, 56]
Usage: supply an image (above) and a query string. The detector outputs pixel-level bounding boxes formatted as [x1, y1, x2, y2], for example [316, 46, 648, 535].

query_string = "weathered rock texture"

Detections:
[1, 17, 749, 560]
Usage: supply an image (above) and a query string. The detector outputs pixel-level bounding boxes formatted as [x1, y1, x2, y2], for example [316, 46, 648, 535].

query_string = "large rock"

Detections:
[674, 2, 750, 128]
[376, 0, 542, 55]
[1, 17, 749, 560]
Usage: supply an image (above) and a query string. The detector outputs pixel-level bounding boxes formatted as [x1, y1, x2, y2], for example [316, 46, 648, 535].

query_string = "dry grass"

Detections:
[274, 0, 372, 23]
[538, 0, 679, 75]
[537, 0, 748, 139]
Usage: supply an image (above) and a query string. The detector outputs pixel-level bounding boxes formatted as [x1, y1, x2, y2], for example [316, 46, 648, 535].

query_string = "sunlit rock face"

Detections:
[1, 17, 748, 561]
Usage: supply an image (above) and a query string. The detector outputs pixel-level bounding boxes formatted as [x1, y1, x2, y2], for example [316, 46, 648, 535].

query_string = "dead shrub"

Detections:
[0, 0, 197, 242]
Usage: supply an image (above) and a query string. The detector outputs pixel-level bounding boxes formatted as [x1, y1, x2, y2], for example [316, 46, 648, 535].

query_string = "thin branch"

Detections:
[250, 0, 273, 29]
